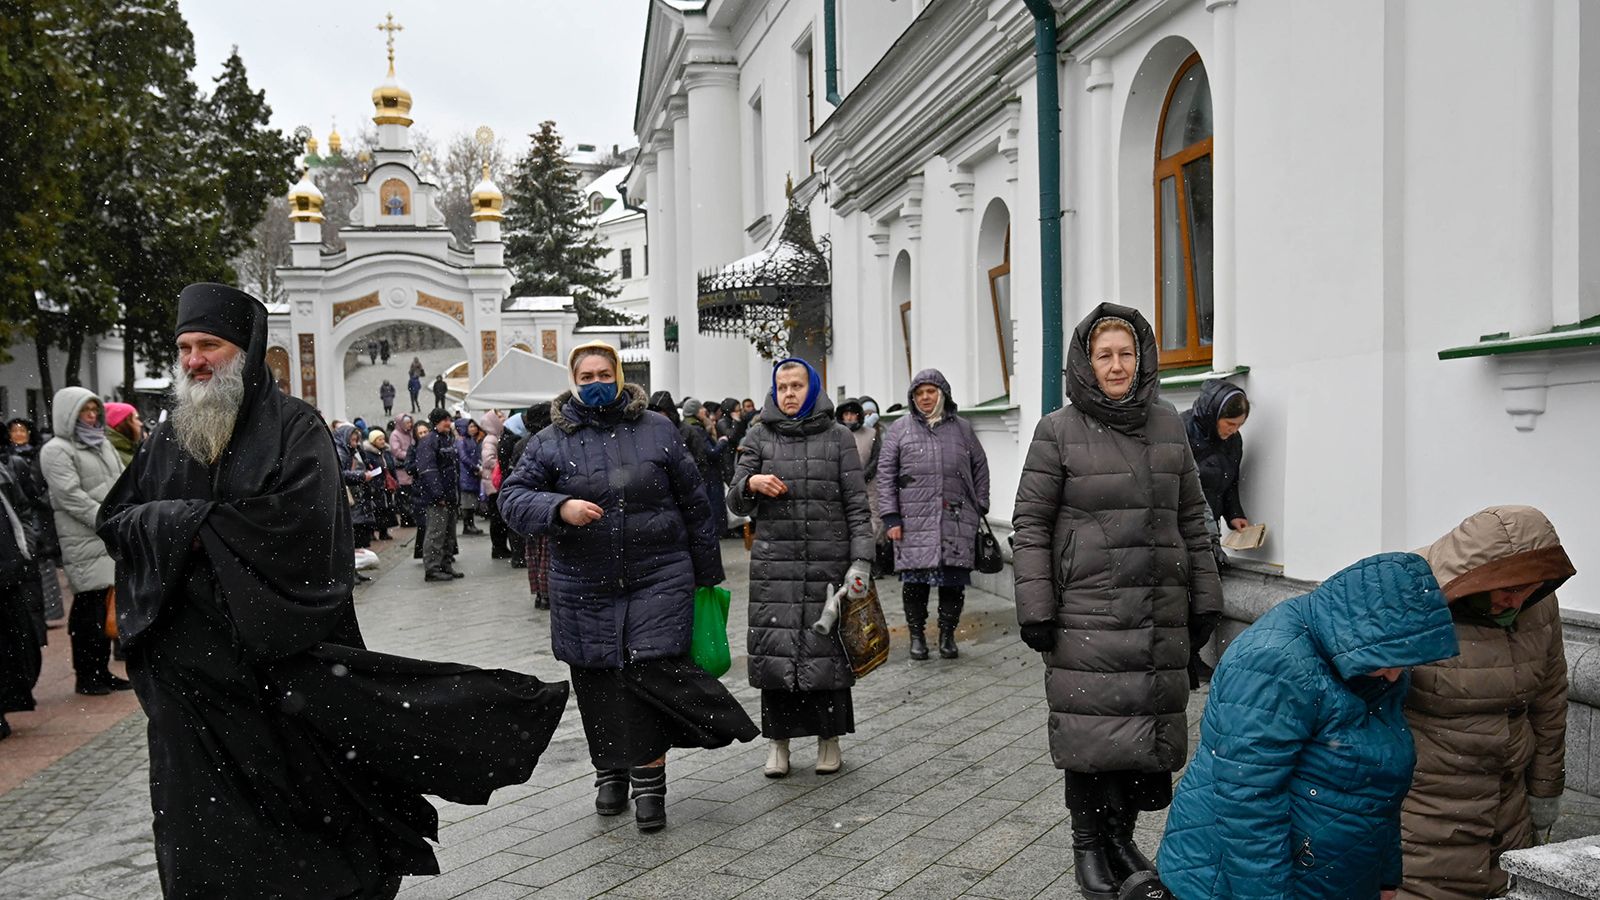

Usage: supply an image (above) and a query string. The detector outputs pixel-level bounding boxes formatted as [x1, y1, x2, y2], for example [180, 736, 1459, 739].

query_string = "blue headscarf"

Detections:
[771, 357, 823, 420]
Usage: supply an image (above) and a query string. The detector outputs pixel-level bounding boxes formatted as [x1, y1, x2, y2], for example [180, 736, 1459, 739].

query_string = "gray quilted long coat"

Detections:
[876, 370, 990, 572]
[730, 393, 874, 692]
[1011, 302, 1223, 774]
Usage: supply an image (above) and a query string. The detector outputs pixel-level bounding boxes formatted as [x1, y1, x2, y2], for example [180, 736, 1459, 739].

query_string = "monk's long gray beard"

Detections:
[170, 354, 246, 464]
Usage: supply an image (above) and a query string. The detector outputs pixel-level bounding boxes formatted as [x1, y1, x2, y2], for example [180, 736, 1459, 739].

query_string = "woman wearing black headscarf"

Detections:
[1011, 302, 1223, 900]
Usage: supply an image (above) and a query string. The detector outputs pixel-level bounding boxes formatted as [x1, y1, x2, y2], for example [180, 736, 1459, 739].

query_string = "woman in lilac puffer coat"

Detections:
[877, 369, 990, 661]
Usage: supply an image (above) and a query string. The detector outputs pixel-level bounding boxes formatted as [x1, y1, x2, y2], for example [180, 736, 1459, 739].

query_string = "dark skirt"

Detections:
[1062, 770, 1173, 815]
[760, 688, 854, 740]
[899, 566, 972, 588]
[570, 656, 758, 769]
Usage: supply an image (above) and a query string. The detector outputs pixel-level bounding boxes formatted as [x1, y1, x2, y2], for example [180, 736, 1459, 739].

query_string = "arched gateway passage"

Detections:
[339, 321, 466, 423]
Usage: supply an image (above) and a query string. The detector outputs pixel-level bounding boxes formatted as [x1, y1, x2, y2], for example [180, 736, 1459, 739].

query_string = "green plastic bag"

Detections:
[690, 586, 732, 677]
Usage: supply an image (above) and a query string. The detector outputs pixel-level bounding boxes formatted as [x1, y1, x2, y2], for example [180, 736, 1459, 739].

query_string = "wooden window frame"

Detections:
[987, 227, 1012, 395]
[620, 248, 633, 281]
[899, 301, 913, 378]
[1153, 53, 1214, 369]
[804, 46, 816, 174]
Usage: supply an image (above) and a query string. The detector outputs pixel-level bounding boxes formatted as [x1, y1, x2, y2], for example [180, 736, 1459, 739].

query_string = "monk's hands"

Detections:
[558, 499, 604, 527]
[747, 474, 788, 497]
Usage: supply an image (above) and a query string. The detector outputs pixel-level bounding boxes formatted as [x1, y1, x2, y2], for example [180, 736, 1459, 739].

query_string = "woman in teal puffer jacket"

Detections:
[1155, 552, 1460, 900]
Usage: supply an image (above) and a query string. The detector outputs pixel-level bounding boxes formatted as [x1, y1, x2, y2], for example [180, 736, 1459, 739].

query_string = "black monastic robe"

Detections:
[98, 304, 568, 900]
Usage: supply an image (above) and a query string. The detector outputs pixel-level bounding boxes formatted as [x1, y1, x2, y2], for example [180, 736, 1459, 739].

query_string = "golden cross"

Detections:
[376, 13, 403, 68]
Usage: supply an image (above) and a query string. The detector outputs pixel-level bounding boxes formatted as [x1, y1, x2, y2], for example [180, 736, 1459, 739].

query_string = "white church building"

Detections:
[269, 32, 586, 421]
[626, 0, 1600, 611]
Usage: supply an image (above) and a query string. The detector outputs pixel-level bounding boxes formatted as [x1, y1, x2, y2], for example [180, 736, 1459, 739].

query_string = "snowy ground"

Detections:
[341, 345, 466, 424]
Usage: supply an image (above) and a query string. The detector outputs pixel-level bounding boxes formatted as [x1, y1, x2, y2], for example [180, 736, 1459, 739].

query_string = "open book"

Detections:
[1221, 523, 1267, 551]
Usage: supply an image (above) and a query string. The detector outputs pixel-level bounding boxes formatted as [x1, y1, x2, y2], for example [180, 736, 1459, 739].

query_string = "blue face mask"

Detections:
[578, 381, 619, 407]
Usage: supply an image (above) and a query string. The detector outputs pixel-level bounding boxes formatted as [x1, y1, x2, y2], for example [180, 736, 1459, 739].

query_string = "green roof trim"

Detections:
[1158, 365, 1251, 389]
[1439, 314, 1600, 360]
[880, 398, 1019, 423]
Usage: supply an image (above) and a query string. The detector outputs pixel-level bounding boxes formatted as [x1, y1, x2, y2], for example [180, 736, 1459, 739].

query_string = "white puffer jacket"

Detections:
[39, 387, 124, 592]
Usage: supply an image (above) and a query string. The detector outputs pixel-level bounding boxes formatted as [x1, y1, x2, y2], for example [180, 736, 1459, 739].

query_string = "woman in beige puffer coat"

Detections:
[1400, 505, 1576, 899]
[39, 387, 126, 694]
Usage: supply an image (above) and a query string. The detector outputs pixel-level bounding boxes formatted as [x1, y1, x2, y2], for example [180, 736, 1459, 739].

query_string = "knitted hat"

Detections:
[103, 402, 137, 431]
[681, 397, 703, 418]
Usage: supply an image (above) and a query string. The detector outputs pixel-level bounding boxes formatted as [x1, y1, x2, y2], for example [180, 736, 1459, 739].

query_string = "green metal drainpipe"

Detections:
[823, 0, 842, 105]
[1022, 0, 1064, 414]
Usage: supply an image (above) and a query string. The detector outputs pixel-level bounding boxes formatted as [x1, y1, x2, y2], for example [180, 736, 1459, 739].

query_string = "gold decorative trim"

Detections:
[297, 333, 317, 405]
[481, 331, 498, 375]
[417, 291, 465, 325]
[331, 292, 380, 328]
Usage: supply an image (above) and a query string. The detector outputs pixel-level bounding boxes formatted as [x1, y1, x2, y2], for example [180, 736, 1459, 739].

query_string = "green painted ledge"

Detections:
[1158, 365, 1251, 389]
[1439, 314, 1600, 360]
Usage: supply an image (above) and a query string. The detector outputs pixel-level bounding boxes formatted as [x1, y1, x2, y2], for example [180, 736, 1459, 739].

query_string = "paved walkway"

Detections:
[2, 534, 1597, 899]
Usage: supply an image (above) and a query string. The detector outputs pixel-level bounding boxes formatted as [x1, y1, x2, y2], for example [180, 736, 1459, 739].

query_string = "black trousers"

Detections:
[484, 500, 509, 556]
[1062, 770, 1173, 816]
[901, 583, 965, 630]
[68, 587, 111, 681]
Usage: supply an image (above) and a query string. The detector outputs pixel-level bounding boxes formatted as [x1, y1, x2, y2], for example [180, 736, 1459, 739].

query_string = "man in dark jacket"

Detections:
[415, 409, 463, 581]
[407, 374, 423, 413]
[97, 283, 568, 898]
[431, 375, 448, 409]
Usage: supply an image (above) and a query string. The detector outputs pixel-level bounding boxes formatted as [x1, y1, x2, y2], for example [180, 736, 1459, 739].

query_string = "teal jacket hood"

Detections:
[1306, 551, 1459, 680]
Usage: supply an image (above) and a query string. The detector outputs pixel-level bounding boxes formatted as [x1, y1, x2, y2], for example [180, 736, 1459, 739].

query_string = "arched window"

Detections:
[590, 193, 605, 216]
[1154, 54, 1214, 366]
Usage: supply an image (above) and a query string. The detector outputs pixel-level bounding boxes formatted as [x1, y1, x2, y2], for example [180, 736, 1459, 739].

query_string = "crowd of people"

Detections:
[0, 286, 1578, 900]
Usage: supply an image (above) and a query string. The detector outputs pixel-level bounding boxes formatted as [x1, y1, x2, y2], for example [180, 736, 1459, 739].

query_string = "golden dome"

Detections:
[327, 124, 343, 155]
[287, 169, 324, 223]
[470, 163, 504, 221]
[305, 134, 319, 156]
[371, 61, 414, 127]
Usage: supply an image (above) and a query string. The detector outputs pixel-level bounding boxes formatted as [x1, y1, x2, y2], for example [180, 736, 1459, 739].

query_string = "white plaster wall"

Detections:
[598, 214, 648, 318]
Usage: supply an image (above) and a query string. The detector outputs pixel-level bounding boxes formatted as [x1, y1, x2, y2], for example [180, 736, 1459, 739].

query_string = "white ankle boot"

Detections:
[816, 737, 842, 774]
[764, 739, 790, 778]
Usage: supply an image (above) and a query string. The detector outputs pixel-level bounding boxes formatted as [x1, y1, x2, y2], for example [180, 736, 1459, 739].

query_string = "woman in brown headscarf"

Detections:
[1400, 505, 1576, 899]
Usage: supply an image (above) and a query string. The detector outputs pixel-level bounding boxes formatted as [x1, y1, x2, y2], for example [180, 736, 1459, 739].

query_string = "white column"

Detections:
[950, 164, 981, 401]
[642, 154, 679, 394]
[1085, 58, 1115, 310]
[1206, 0, 1238, 370]
[868, 228, 894, 394]
[684, 62, 749, 392]
[669, 98, 697, 394]
[1505, 0, 1555, 336]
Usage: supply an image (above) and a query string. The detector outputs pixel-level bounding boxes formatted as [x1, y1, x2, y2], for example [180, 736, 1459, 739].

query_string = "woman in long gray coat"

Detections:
[877, 370, 990, 660]
[1011, 303, 1223, 900]
[730, 358, 874, 779]
[39, 387, 127, 695]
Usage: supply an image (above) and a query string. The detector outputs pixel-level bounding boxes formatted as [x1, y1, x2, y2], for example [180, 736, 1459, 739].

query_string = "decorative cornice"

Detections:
[1085, 57, 1114, 92]
[1205, 0, 1239, 10]
[682, 61, 739, 93]
[867, 229, 892, 258]
[666, 94, 689, 123]
[950, 165, 976, 214]
[998, 99, 1022, 183]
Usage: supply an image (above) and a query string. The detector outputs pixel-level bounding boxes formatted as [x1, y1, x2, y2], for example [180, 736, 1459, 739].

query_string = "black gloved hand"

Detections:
[1020, 623, 1057, 653]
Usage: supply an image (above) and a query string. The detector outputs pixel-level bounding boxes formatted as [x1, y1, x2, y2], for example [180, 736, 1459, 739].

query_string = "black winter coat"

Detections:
[1181, 379, 1247, 524]
[413, 430, 458, 506]
[498, 384, 723, 669]
[730, 394, 873, 692]
[1011, 302, 1224, 775]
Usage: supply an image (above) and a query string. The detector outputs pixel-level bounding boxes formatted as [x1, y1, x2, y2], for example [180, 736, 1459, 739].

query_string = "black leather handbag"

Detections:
[975, 519, 1004, 574]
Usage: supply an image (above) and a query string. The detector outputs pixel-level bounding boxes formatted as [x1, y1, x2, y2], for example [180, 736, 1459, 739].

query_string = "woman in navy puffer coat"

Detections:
[498, 341, 757, 833]
[1155, 551, 1460, 900]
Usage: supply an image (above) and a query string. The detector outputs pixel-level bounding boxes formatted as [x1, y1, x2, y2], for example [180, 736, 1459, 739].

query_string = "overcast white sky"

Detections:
[179, 0, 649, 158]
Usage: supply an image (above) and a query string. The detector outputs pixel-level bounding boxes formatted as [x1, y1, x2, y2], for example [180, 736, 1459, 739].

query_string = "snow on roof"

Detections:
[502, 295, 573, 312]
[588, 166, 644, 225]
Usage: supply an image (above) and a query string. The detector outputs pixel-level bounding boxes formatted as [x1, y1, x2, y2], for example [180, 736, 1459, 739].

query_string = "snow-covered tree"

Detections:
[504, 121, 629, 327]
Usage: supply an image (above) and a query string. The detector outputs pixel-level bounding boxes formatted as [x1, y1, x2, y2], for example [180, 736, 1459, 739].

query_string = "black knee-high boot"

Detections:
[1071, 807, 1120, 900]
[902, 583, 930, 660]
[936, 586, 965, 658]
[630, 765, 666, 832]
[1103, 802, 1156, 884]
